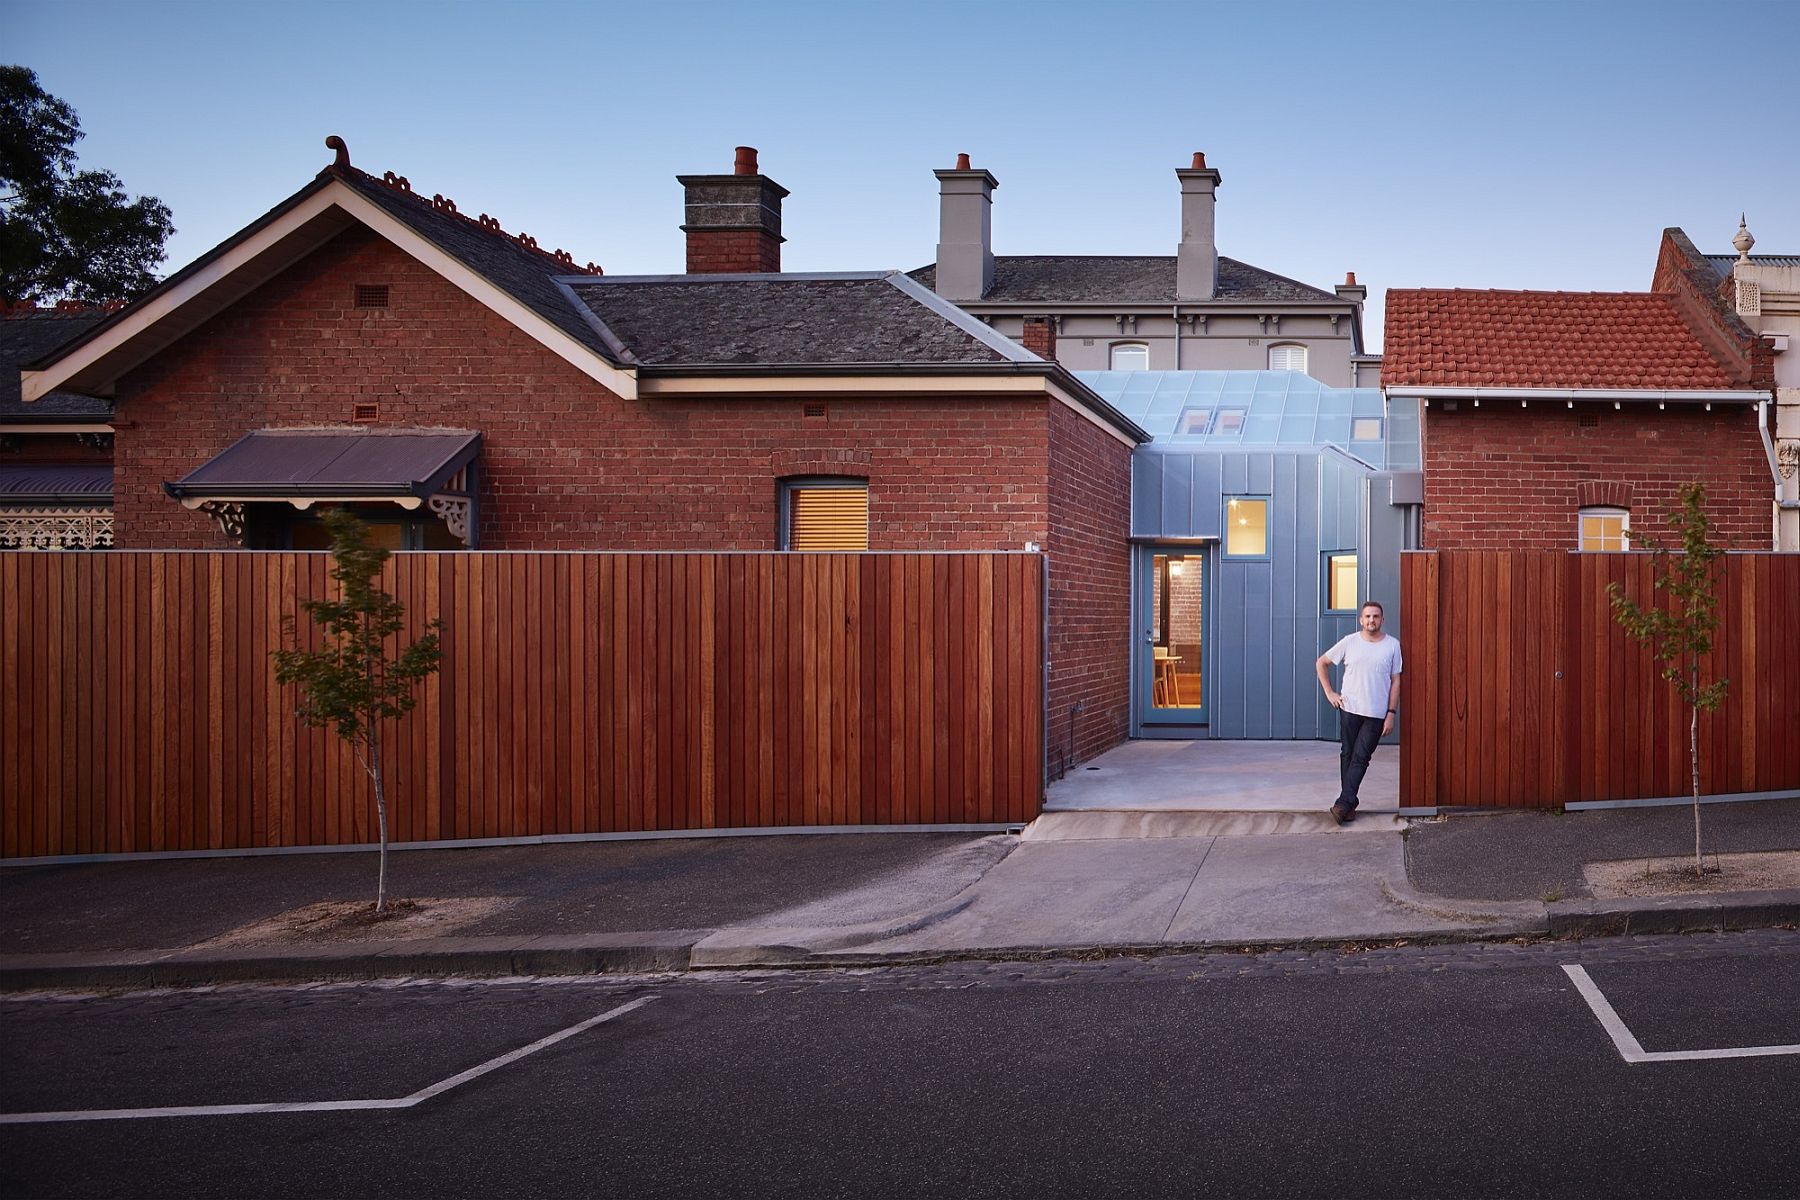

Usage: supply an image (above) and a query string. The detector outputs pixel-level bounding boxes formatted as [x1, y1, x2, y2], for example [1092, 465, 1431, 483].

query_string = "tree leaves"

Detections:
[0, 65, 174, 304]
[1606, 482, 1730, 714]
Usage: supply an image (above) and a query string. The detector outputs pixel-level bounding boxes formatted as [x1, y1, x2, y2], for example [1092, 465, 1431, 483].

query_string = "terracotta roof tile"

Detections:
[1380, 289, 1738, 390]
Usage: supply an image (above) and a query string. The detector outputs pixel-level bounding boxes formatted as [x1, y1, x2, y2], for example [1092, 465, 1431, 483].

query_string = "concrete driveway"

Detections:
[1044, 738, 1400, 814]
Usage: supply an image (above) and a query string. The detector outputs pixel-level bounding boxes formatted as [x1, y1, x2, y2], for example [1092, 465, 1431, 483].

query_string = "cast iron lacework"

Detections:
[0, 508, 114, 549]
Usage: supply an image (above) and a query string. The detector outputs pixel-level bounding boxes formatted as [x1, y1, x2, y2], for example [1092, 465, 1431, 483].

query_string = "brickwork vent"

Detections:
[354, 284, 390, 309]
[351, 401, 381, 423]
[803, 402, 827, 419]
[1579, 413, 1600, 428]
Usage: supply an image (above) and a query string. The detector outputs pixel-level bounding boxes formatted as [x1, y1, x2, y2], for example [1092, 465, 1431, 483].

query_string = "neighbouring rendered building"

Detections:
[1678, 218, 1798, 549]
[912, 153, 1378, 387]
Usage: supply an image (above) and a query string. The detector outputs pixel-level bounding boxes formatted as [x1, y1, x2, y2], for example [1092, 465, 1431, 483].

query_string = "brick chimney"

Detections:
[1175, 152, 1223, 301]
[933, 153, 998, 302]
[679, 146, 788, 274]
[1020, 315, 1056, 360]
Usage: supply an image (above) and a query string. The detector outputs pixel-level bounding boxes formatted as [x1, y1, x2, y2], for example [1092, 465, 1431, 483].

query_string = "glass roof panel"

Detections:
[1077, 371, 1392, 452]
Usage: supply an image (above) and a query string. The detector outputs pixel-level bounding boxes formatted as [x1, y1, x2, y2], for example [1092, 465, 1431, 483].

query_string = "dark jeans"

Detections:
[1336, 710, 1384, 810]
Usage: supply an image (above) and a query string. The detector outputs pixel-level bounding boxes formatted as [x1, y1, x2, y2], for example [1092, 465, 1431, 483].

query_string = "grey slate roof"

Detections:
[334, 170, 622, 363]
[907, 255, 1342, 304]
[565, 273, 1017, 367]
[1, 312, 112, 419]
[167, 428, 481, 499]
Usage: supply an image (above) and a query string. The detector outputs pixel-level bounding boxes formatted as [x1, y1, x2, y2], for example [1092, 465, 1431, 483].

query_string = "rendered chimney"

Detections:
[1175, 152, 1223, 301]
[1335, 271, 1368, 306]
[933, 153, 999, 301]
[678, 146, 789, 274]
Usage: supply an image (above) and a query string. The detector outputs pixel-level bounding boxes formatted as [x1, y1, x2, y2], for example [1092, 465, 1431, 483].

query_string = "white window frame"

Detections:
[1577, 506, 1631, 552]
[1268, 343, 1308, 373]
[1109, 342, 1150, 371]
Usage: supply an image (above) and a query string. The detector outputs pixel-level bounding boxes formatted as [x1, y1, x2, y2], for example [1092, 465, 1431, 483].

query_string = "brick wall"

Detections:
[1422, 403, 1772, 550]
[685, 228, 780, 274]
[113, 228, 1058, 551]
[1046, 399, 1133, 769]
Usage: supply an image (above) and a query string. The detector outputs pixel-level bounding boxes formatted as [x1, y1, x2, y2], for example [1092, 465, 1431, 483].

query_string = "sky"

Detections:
[8, 0, 1798, 350]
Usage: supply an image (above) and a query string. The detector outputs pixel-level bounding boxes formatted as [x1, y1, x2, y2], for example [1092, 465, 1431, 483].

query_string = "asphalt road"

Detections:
[3, 930, 1797, 1199]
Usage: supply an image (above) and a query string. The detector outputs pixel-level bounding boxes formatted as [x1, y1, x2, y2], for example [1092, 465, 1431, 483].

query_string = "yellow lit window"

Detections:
[1327, 553, 1359, 611]
[785, 482, 869, 551]
[1579, 507, 1630, 552]
[1225, 497, 1268, 557]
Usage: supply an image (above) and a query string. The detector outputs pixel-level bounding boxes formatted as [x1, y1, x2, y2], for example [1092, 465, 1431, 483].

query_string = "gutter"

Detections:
[637, 360, 1150, 443]
[1386, 385, 1767, 404]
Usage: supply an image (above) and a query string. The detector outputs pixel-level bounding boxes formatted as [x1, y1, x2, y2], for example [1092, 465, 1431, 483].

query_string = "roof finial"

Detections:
[325, 135, 350, 170]
[1733, 214, 1755, 263]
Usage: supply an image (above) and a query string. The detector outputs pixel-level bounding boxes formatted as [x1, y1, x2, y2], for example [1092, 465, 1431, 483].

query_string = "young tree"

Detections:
[0, 66, 175, 304]
[273, 509, 442, 911]
[1606, 482, 1731, 874]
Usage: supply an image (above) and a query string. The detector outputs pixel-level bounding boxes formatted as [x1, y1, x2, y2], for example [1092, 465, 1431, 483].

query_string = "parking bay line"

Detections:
[1562, 966, 1800, 1064]
[0, 995, 658, 1125]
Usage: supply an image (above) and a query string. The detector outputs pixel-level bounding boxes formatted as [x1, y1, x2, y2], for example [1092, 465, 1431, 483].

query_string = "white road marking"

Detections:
[0, 995, 657, 1124]
[1562, 965, 1800, 1064]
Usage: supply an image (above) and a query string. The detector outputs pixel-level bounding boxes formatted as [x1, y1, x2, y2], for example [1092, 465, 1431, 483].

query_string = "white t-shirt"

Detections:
[1325, 632, 1402, 719]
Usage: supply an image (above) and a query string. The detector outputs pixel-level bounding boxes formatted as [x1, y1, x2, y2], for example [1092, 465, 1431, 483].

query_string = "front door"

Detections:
[1139, 545, 1209, 729]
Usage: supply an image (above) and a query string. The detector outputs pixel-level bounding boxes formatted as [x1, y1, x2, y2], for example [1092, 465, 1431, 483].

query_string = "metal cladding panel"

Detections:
[1132, 454, 1164, 535]
[1161, 453, 1193, 536]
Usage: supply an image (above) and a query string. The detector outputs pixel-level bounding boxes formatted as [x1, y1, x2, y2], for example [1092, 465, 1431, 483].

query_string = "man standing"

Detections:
[1315, 600, 1402, 825]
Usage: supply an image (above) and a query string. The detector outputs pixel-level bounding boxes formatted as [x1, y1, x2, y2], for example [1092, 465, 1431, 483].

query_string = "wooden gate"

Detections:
[1, 551, 1045, 858]
[1399, 551, 1800, 808]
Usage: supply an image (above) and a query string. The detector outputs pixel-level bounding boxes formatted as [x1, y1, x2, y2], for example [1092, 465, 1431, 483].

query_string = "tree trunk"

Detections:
[1689, 661, 1701, 876]
[371, 729, 389, 913]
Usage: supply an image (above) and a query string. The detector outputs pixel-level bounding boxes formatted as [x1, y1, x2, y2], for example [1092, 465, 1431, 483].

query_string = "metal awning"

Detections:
[164, 428, 480, 506]
[0, 463, 113, 505]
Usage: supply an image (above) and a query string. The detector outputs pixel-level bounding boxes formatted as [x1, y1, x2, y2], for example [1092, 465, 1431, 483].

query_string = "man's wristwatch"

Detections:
[1386, 709, 1397, 715]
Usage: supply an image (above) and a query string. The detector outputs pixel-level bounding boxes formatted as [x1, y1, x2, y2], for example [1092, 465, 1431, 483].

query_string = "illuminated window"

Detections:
[1110, 342, 1150, 371]
[1268, 343, 1307, 372]
[1224, 496, 1269, 557]
[1578, 506, 1630, 552]
[1325, 552, 1359, 611]
[1213, 408, 1246, 436]
[1352, 418, 1383, 440]
[782, 479, 869, 551]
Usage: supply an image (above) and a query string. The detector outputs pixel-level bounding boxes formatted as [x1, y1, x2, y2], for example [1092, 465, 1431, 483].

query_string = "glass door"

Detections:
[1142, 547, 1208, 726]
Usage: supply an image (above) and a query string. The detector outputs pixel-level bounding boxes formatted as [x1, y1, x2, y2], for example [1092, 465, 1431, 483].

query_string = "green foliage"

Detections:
[1605, 482, 1730, 715]
[272, 509, 442, 747]
[0, 66, 175, 304]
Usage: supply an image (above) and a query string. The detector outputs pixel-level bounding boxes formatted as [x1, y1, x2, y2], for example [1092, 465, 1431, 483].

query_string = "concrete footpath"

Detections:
[2, 800, 1797, 989]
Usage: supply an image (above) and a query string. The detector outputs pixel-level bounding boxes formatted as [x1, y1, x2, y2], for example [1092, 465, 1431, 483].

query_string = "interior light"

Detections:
[1238, 517, 1248, 526]
[1169, 561, 1184, 577]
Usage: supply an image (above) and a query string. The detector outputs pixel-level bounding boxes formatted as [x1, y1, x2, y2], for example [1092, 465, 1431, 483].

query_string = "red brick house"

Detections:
[1381, 286, 1779, 550]
[19, 142, 1146, 767]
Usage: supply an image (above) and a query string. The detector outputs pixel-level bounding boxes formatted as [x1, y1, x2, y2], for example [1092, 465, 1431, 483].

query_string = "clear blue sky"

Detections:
[9, 0, 1798, 349]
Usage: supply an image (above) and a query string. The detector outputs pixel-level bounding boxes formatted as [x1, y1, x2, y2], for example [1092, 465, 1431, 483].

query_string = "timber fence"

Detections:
[2, 551, 1046, 858]
[1399, 550, 1800, 809]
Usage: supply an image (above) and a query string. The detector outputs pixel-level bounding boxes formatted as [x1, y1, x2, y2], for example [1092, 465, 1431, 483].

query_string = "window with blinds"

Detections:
[1268, 343, 1308, 372]
[784, 481, 869, 551]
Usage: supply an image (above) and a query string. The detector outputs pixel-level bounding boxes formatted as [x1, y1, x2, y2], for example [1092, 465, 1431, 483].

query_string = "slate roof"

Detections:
[907, 256, 1341, 304]
[1381, 289, 1741, 391]
[565, 274, 1018, 367]
[1, 311, 112, 419]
